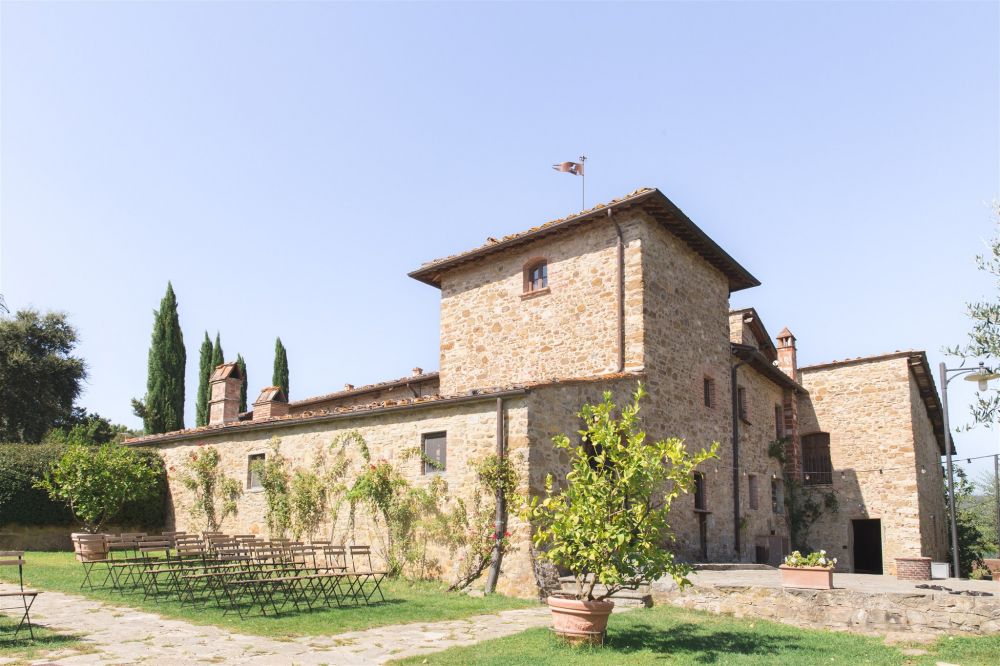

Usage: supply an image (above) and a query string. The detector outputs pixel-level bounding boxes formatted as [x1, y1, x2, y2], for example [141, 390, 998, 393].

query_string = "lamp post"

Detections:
[940, 361, 999, 577]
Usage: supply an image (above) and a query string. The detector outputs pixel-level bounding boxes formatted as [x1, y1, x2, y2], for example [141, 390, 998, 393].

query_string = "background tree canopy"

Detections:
[0, 309, 86, 443]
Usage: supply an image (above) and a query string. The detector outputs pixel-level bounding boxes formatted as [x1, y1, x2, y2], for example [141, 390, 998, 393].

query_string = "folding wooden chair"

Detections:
[0, 551, 40, 640]
[348, 545, 387, 603]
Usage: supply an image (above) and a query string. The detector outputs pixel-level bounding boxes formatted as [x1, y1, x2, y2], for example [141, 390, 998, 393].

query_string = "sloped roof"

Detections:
[408, 188, 760, 293]
[731, 343, 806, 394]
[289, 372, 440, 409]
[729, 307, 778, 363]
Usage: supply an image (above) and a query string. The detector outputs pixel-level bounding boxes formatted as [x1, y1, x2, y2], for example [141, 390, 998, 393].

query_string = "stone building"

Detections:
[127, 186, 948, 593]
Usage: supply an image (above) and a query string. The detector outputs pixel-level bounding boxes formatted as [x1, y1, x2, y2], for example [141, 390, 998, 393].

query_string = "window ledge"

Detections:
[693, 508, 712, 514]
[520, 287, 551, 301]
[247, 487, 264, 494]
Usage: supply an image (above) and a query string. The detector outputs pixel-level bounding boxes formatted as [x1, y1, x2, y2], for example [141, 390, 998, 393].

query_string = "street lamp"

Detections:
[940, 361, 1000, 577]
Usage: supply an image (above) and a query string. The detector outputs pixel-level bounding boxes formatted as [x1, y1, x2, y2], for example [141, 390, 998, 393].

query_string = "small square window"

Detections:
[703, 377, 715, 408]
[523, 259, 548, 293]
[422, 432, 447, 474]
[247, 453, 265, 490]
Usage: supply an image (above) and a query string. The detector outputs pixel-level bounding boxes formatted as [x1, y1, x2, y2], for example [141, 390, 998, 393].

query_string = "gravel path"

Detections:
[0, 583, 551, 665]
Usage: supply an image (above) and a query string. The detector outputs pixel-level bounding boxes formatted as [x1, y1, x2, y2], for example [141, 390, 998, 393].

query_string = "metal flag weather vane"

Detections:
[552, 155, 587, 209]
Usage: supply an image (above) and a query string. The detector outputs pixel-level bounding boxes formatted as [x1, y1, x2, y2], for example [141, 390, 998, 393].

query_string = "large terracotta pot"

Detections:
[71, 533, 108, 562]
[547, 595, 615, 645]
[779, 565, 833, 589]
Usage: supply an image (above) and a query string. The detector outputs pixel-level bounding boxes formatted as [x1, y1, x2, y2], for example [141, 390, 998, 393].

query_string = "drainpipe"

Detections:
[609, 208, 626, 373]
[485, 397, 506, 593]
[731, 355, 747, 559]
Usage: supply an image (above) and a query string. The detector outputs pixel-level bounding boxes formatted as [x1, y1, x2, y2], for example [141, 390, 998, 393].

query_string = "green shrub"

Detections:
[0, 442, 167, 530]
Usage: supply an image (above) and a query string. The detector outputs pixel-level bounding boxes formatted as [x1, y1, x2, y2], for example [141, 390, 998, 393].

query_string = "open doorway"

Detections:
[852, 519, 883, 574]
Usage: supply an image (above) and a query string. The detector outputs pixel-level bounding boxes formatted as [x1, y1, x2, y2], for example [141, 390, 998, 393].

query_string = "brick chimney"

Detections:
[253, 386, 289, 421]
[776, 327, 798, 381]
[208, 362, 242, 425]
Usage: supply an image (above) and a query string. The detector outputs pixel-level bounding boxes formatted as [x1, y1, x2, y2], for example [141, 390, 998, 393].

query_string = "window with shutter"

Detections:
[421, 432, 447, 474]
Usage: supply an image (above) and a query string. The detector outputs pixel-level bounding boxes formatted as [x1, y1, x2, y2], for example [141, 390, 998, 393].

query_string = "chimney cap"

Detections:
[412, 367, 423, 376]
[777, 327, 796, 342]
[253, 386, 288, 405]
[210, 362, 242, 382]
[344, 383, 355, 391]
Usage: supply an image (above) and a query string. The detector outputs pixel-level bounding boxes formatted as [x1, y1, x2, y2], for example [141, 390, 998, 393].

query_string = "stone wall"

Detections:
[909, 374, 949, 563]
[155, 396, 537, 597]
[798, 355, 943, 574]
[436, 212, 645, 395]
[732, 365, 792, 563]
[655, 582, 1000, 635]
[638, 215, 738, 562]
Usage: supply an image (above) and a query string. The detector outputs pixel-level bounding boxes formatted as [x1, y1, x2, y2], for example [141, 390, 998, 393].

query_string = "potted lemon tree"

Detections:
[523, 385, 717, 644]
[780, 550, 837, 589]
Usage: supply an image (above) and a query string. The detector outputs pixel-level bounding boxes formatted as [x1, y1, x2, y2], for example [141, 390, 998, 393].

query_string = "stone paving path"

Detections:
[0, 584, 552, 665]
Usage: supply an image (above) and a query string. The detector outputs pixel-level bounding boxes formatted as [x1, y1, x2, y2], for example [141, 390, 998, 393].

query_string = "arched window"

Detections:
[523, 259, 548, 293]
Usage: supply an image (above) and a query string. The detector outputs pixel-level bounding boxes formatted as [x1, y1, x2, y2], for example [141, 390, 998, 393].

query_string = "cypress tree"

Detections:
[211, 332, 224, 369]
[139, 282, 186, 434]
[195, 332, 212, 427]
[272, 337, 289, 399]
[236, 354, 248, 413]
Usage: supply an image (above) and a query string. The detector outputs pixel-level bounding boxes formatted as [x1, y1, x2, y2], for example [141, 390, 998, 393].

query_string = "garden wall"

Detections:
[654, 582, 1000, 635]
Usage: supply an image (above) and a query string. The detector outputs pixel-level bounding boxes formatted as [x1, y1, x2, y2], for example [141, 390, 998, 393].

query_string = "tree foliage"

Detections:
[211, 332, 224, 370]
[133, 283, 186, 434]
[236, 353, 248, 413]
[179, 447, 243, 531]
[0, 309, 87, 443]
[251, 438, 292, 538]
[950, 467, 993, 577]
[523, 385, 718, 601]
[35, 442, 160, 533]
[950, 204, 1000, 425]
[272, 337, 289, 399]
[44, 408, 134, 446]
[196, 332, 212, 427]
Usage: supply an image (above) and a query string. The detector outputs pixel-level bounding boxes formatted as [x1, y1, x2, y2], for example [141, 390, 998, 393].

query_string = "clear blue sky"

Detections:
[2, 2, 998, 476]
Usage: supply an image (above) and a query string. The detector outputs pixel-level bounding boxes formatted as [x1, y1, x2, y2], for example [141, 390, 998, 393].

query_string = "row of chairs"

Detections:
[72, 532, 389, 618]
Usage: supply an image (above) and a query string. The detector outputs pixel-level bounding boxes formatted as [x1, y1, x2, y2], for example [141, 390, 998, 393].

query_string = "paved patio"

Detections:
[685, 568, 1000, 596]
[0, 583, 551, 665]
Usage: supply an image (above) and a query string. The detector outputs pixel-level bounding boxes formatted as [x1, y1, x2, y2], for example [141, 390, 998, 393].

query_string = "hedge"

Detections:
[0, 443, 168, 529]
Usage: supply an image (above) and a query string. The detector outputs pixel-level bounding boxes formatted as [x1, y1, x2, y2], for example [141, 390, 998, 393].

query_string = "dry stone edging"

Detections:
[2, 583, 551, 665]
[652, 581, 1000, 635]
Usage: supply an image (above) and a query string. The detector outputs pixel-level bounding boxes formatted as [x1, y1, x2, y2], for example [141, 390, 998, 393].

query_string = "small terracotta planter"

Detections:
[547, 595, 615, 645]
[779, 565, 834, 589]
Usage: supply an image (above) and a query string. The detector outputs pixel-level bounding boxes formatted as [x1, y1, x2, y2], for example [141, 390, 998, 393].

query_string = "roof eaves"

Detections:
[408, 188, 760, 293]
[731, 343, 806, 394]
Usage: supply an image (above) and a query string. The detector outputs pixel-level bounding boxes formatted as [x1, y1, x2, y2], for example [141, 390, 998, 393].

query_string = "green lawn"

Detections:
[391, 604, 1000, 666]
[0, 551, 534, 638]
[0, 614, 85, 663]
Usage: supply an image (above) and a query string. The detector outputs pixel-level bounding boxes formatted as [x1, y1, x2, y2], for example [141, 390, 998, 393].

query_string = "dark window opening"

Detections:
[422, 432, 447, 474]
[247, 453, 265, 490]
[694, 472, 707, 510]
[703, 377, 716, 408]
[774, 405, 784, 440]
[802, 432, 833, 485]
